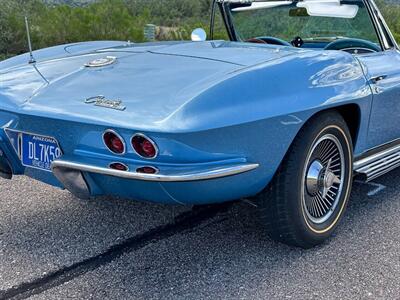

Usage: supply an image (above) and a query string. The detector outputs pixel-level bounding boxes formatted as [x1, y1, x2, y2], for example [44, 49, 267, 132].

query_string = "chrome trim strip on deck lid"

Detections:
[51, 160, 259, 182]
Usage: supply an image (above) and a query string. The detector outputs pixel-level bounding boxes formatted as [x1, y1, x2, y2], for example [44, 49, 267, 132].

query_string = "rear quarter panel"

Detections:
[166, 50, 372, 190]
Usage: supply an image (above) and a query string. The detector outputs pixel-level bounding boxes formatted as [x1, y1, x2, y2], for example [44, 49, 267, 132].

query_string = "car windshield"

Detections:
[227, 0, 380, 46]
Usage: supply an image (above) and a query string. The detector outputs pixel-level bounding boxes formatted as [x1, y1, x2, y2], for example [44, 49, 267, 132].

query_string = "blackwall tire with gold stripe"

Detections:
[258, 111, 353, 249]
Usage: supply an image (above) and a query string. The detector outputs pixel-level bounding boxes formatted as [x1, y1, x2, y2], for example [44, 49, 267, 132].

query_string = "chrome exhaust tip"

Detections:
[52, 166, 91, 199]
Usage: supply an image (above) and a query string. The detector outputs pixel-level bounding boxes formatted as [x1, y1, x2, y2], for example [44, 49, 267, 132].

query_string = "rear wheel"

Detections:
[258, 112, 353, 248]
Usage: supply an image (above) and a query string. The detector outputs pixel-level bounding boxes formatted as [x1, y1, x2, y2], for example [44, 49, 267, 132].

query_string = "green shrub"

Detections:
[1, 0, 399, 60]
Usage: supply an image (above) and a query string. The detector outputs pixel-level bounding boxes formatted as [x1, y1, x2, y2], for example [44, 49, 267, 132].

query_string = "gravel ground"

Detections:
[1, 169, 400, 300]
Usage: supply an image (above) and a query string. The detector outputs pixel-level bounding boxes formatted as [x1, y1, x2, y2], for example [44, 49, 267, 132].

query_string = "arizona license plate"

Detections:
[21, 133, 62, 172]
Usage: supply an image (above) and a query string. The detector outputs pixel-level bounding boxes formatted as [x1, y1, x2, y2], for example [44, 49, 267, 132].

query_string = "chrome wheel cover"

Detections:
[302, 134, 345, 224]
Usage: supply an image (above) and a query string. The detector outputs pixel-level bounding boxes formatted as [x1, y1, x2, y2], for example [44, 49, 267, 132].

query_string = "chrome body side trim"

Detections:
[51, 160, 259, 182]
[354, 143, 400, 181]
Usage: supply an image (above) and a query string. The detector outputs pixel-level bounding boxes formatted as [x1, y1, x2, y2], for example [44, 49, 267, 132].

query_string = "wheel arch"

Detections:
[308, 104, 361, 149]
[262, 103, 361, 194]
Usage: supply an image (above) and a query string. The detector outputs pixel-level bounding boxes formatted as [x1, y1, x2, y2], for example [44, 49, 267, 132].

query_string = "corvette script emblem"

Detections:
[84, 96, 126, 111]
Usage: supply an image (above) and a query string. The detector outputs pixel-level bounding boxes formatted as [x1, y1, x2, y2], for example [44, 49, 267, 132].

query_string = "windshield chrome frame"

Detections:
[368, 0, 399, 50]
[213, 0, 398, 51]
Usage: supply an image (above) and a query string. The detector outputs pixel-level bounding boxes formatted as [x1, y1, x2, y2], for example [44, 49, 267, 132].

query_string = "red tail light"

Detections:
[136, 166, 158, 174]
[131, 134, 158, 159]
[103, 130, 125, 154]
[109, 162, 129, 171]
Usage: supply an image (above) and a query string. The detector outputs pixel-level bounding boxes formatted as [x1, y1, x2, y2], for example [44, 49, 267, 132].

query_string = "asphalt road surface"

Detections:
[0, 169, 400, 300]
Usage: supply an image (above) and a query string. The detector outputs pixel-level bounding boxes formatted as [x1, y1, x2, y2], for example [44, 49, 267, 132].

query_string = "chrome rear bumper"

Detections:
[51, 159, 259, 200]
[51, 160, 259, 183]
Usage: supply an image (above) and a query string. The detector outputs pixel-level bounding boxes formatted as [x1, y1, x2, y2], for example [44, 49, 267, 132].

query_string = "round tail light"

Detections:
[131, 134, 158, 159]
[103, 130, 125, 154]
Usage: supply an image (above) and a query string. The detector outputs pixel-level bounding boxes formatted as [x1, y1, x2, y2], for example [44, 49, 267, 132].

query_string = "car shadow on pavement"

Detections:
[1, 168, 400, 299]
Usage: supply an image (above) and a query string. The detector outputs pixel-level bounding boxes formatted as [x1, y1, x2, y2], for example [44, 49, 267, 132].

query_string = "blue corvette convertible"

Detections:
[1, 0, 399, 248]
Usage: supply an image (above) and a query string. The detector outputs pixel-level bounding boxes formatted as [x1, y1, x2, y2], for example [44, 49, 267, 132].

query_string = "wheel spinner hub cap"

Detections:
[306, 160, 341, 197]
[303, 134, 345, 224]
[306, 160, 324, 196]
